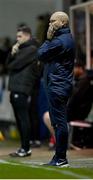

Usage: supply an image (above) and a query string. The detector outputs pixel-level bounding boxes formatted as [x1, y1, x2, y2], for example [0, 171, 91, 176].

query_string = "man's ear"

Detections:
[53, 20, 62, 30]
[61, 20, 67, 27]
[59, 21, 63, 27]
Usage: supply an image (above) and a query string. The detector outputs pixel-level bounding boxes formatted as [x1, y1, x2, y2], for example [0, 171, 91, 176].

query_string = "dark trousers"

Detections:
[46, 89, 68, 159]
[10, 92, 31, 151]
[29, 81, 40, 141]
[44, 71, 68, 158]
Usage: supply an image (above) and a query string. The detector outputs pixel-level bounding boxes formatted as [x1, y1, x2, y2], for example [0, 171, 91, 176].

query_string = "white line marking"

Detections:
[72, 157, 93, 161]
[16, 160, 92, 179]
[0, 159, 91, 179]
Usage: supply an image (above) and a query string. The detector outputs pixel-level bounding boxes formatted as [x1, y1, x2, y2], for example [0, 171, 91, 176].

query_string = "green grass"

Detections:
[0, 141, 93, 179]
[0, 162, 93, 179]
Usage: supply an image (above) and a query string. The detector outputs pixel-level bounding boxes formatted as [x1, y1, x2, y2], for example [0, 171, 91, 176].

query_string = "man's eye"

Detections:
[51, 20, 55, 23]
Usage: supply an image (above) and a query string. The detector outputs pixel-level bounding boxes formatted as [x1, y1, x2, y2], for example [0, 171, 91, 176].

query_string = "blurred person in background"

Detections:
[0, 37, 12, 73]
[43, 111, 56, 150]
[6, 25, 42, 157]
[36, 13, 50, 44]
[38, 78, 56, 149]
[17, 23, 43, 147]
[29, 78, 43, 148]
[37, 11, 75, 167]
[67, 62, 93, 122]
[67, 62, 93, 148]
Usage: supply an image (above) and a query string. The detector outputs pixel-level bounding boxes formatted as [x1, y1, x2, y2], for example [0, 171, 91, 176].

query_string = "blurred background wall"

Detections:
[0, 0, 90, 39]
[0, 0, 63, 38]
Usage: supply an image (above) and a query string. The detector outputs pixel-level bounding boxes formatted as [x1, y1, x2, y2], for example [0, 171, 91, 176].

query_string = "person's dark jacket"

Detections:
[37, 27, 75, 97]
[67, 70, 93, 121]
[6, 39, 43, 96]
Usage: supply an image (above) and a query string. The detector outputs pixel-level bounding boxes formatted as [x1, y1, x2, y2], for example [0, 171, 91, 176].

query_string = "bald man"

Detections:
[38, 11, 75, 167]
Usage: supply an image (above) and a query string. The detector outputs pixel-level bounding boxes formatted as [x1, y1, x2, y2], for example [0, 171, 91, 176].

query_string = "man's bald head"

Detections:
[47, 11, 69, 40]
[50, 11, 69, 28]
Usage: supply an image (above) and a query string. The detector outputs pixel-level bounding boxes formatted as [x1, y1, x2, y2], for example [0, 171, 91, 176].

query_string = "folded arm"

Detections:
[37, 38, 64, 62]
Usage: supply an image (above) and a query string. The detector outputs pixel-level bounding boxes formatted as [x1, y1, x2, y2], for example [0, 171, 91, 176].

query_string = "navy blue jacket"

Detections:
[38, 27, 75, 97]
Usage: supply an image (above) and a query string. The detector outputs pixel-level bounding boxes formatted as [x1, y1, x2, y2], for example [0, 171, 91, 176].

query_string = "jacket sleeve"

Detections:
[37, 38, 64, 62]
[6, 46, 37, 71]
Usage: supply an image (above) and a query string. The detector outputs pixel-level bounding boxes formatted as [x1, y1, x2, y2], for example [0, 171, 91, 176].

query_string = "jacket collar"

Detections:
[54, 27, 70, 37]
[19, 39, 36, 49]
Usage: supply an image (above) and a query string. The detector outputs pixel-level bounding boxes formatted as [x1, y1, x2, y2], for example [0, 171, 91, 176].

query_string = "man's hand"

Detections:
[47, 23, 60, 40]
[11, 42, 20, 55]
[47, 20, 62, 40]
[47, 25, 55, 40]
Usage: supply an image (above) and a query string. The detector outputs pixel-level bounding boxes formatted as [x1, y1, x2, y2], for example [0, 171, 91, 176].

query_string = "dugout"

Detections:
[70, 1, 93, 69]
[69, 1, 93, 148]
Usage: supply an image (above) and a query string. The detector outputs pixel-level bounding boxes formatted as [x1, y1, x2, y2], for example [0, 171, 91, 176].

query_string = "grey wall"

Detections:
[0, 0, 56, 39]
